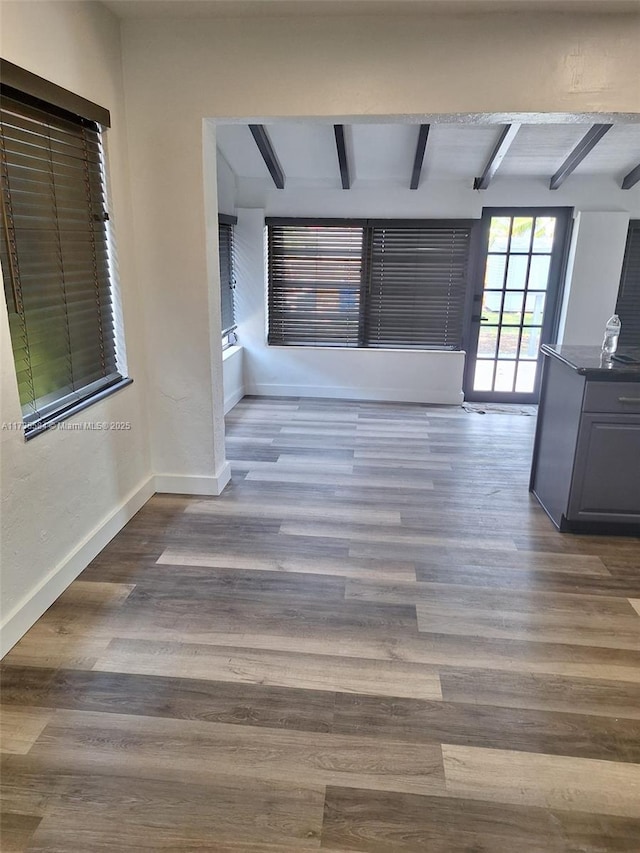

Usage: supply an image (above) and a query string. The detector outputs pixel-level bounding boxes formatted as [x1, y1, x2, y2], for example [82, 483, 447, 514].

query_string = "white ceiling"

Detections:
[216, 121, 640, 188]
[104, 0, 640, 19]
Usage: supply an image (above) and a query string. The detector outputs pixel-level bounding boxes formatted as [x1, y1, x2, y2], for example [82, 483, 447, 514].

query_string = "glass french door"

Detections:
[463, 208, 571, 404]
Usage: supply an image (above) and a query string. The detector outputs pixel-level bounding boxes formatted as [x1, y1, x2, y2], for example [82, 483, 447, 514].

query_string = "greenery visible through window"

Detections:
[0, 82, 126, 437]
[267, 220, 474, 350]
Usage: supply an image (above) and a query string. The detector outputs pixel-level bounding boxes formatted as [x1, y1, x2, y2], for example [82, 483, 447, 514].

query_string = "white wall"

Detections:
[0, 1, 153, 655]
[558, 211, 632, 345]
[222, 346, 245, 413]
[217, 155, 237, 219]
[236, 175, 640, 221]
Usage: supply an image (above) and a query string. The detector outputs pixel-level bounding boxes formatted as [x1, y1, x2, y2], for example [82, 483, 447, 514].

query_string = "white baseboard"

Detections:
[154, 462, 232, 496]
[245, 383, 464, 406]
[0, 476, 155, 659]
[224, 387, 245, 414]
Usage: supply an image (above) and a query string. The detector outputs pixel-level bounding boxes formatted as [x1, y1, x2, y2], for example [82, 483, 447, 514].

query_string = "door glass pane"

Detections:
[519, 326, 541, 360]
[502, 291, 524, 324]
[488, 217, 511, 252]
[506, 255, 528, 290]
[494, 360, 516, 391]
[524, 292, 546, 325]
[477, 326, 498, 358]
[482, 291, 502, 323]
[533, 217, 556, 252]
[473, 360, 494, 391]
[485, 254, 506, 288]
[515, 361, 537, 393]
[529, 255, 551, 290]
[510, 217, 533, 252]
[498, 328, 519, 359]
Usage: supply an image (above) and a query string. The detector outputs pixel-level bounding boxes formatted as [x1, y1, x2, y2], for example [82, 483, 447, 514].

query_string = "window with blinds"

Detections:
[615, 220, 640, 348]
[218, 219, 236, 337]
[0, 72, 126, 437]
[267, 219, 474, 349]
[365, 222, 473, 349]
[268, 223, 364, 346]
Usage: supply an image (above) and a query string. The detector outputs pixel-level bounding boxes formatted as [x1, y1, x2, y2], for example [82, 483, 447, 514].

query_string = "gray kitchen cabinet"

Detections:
[530, 345, 640, 534]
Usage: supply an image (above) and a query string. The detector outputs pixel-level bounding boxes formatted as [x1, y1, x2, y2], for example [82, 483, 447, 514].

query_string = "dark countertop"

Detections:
[541, 344, 640, 380]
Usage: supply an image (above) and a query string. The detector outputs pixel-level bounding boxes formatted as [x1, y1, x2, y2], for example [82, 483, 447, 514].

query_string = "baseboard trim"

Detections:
[154, 463, 232, 496]
[244, 383, 464, 406]
[0, 476, 155, 659]
[224, 387, 245, 414]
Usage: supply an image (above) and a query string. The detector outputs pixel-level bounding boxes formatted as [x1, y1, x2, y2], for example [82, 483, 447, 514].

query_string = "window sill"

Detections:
[223, 344, 243, 361]
[24, 377, 133, 441]
[266, 344, 463, 355]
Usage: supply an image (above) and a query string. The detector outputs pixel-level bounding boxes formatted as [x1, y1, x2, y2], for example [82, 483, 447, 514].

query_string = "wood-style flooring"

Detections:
[2, 396, 640, 852]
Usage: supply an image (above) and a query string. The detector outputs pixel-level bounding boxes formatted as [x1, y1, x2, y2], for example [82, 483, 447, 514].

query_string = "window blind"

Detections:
[0, 88, 122, 431]
[615, 220, 640, 348]
[268, 223, 364, 346]
[218, 221, 235, 335]
[365, 222, 473, 349]
[267, 220, 474, 349]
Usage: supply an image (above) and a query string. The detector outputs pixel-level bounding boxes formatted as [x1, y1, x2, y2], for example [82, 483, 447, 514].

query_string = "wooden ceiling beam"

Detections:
[410, 124, 430, 190]
[473, 124, 521, 190]
[622, 162, 640, 190]
[249, 125, 285, 189]
[334, 125, 351, 190]
[549, 124, 612, 190]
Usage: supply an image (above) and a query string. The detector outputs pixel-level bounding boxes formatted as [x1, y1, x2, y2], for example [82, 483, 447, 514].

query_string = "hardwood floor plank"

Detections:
[0, 811, 42, 852]
[92, 639, 442, 700]
[0, 665, 337, 733]
[442, 744, 640, 817]
[414, 563, 639, 595]
[280, 522, 517, 552]
[1, 757, 326, 849]
[332, 692, 640, 762]
[352, 458, 452, 471]
[346, 578, 636, 616]
[439, 666, 640, 720]
[29, 710, 445, 798]
[156, 550, 417, 582]
[245, 469, 435, 490]
[121, 565, 348, 603]
[105, 595, 419, 643]
[232, 459, 356, 474]
[351, 542, 613, 573]
[513, 533, 640, 558]
[416, 599, 640, 650]
[321, 786, 640, 853]
[0, 707, 53, 755]
[1, 633, 113, 670]
[50, 581, 136, 607]
[184, 499, 402, 525]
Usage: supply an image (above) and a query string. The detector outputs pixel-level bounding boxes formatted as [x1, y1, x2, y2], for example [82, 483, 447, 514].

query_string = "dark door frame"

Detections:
[462, 206, 573, 404]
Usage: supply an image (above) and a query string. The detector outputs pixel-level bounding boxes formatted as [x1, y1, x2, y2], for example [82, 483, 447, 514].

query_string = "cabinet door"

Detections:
[568, 414, 640, 523]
